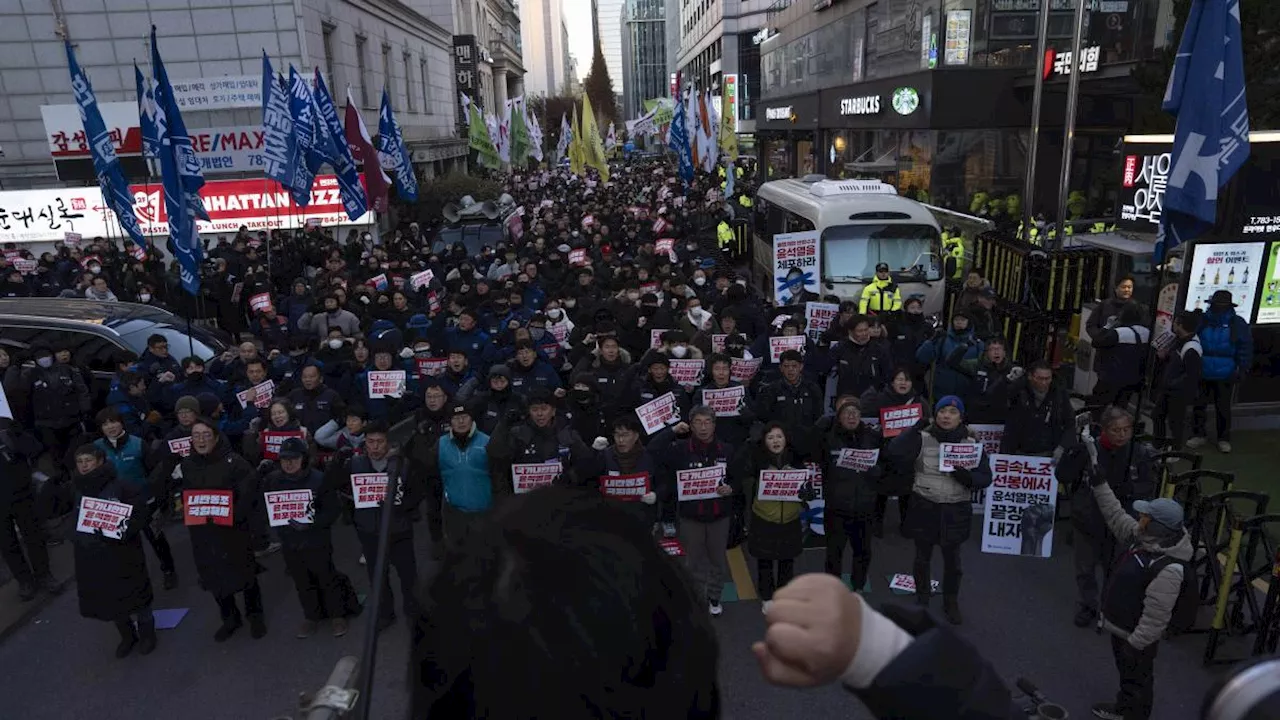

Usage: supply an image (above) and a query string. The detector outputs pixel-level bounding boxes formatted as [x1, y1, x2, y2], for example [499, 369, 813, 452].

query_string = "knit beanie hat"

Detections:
[935, 395, 966, 416]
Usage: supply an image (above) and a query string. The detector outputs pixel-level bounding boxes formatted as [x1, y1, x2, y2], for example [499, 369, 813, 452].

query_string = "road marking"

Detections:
[727, 546, 758, 601]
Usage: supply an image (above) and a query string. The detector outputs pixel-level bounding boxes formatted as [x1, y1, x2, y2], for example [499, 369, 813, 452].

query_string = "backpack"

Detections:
[1147, 555, 1200, 635]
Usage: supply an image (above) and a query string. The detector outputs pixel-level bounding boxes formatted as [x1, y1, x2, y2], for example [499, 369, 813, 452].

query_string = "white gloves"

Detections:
[399, 347, 414, 359]
[641, 491, 657, 505]
[1006, 366, 1025, 382]
[1051, 446, 1063, 466]
[592, 436, 610, 451]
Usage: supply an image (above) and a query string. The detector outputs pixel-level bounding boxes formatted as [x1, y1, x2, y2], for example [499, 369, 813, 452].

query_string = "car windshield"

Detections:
[117, 323, 221, 361]
[822, 223, 941, 282]
[439, 224, 503, 256]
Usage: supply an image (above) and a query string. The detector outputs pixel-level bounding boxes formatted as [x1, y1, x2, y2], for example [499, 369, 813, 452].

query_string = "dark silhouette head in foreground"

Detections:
[409, 485, 721, 718]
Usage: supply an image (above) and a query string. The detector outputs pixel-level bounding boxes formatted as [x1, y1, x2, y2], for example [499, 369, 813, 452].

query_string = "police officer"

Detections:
[858, 263, 902, 315]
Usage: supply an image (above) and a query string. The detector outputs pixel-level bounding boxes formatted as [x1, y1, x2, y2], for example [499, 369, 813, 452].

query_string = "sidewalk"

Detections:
[0, 537, 75, 643]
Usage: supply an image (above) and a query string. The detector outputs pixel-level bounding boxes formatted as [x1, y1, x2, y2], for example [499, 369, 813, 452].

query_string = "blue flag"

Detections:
[667, 81, 694, 184]
[377, 89, 418, 202]
[66, 42, 147, 253]
[260, 53, 298, 194]
[286, 66, 318, 207]
[313, 69, 368, 221]
[134, 65, 159, 160]
[1156, 0, 1250, 260]
[150, 26, 206, 294]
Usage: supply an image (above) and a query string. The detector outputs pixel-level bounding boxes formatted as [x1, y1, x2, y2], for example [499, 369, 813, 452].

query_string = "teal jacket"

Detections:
[437, 428, 494, 513]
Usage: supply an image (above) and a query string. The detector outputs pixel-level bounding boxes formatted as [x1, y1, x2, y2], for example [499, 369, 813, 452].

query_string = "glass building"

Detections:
[621, 0, 670, 121]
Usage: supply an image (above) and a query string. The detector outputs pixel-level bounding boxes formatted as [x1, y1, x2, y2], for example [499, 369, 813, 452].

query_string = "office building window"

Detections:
[382, 44, 393, 108]
[355, 35, 370, 107]
[322, 24, 337, 88]
[404, 52, 414, 111]
[420, 57, 431, 112]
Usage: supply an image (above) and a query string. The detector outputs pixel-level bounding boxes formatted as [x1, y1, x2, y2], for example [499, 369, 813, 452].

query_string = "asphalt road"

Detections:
[0, 508, 1233, 720]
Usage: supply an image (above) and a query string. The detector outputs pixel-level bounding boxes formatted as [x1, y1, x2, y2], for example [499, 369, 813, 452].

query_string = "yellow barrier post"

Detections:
[1205, 521, 1244, 665]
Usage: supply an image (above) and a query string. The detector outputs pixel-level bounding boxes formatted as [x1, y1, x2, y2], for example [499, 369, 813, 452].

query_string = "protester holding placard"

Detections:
[832, 314, 894, 401]
[886, 396, 992, 626]
[948, 337, 1017, 425]
[754, 350, 824, 460]
[692, 354, 756, 447]
[884, 297, 932, 387]
[488, 388, 599, 491]
[421, 403, 499, 549]
[570, 335, 633, 422]
[650, 407, 740, 616]
[146, 395, 200, 498]
[355, 347, 419, 421]
[1000, 361, 1074, 461]
[819, 398, 884, 590]
[70, 444, 156, 658]
[596, 415, 660, 528]
[915, 310, 983, 401]
[860, 369, 932, 537]
[179, 419, 267, 642]
[562, 376, 610, 444]
[738, 424, 810, 612]
[263, 438, 359, 639]
[245, 399, 309, 467]
[335, 420, 423, 631]
[626, 355, 693, 423]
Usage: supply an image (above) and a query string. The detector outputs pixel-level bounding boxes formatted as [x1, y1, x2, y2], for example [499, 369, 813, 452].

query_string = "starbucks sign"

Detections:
[892, 87, 920, 115]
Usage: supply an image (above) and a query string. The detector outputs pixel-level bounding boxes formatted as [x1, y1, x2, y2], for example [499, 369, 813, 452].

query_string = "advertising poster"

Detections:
[1258, 242, 1280, 325]
[772, 231, 821, 303]
[981, 454, 1058, 557]
[1184, 242, 1265, 323]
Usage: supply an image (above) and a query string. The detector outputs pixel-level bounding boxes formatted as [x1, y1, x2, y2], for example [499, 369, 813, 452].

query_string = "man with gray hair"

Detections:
[650, 405, 741, 617]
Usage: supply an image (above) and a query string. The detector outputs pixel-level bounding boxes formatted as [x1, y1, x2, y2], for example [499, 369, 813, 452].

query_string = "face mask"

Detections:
[564, 299, 577, 308]
[686, 243, 698, 251]
[326, 306, 339, 315]
[626, 293, 640, 302]
[328, 339, 344, 350]
[89, 265, 102, 274]
[359, 296, 370, 305]
[36, 356, 53, 369]
[570, 389, 592, 404]
[671, 345, 689, 359]
[186, 371, 204, 384]
[694, 276, 706, 286]
[530, 328, 547, 341]
[510, 302, 523, 310]
[139, 293, 151, 302]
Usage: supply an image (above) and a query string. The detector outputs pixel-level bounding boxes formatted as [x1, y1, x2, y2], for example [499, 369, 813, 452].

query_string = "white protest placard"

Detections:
[768, 335, 807, 363]
[367, 370, 406, 398]
[249, 292, 273, 312]
[757, 469, 808, 502]
[569, 248, 588, 266]
[599, 472, 650, 500]
[804, 302, 840, 343]
[410, 269, 435, 290]
[836, 447, 880, 472]
[649, 328, 670, 350]
[512, 461, 562, 494]
[669, 359, 705, 388]
[350, 472, 388, 509]
[263, 489, 314, 527]
[366, 273, 389, 291]
[166, 437, 193, 457]
[654, 237, 677, 261]
[888, 573, 941, 594]
[879, 403, 923, 438]
[14, 258, 37, 275]
[970, 424, 1005, 456]
[982, 454, 1058, 557]
[730, 356, 763, 384]
[414, 357, 447, 379]
[235, 379, 275, 409]
[63, 231, 82, 247]
[635, 392, 681, 435]
[701, 385, 745, 416]
[76, 496, 133, 539]
[676, 465, 726, 501]
[938, 442, 982, 472]
[772, 230, 821, 304]
[260, 430, 304, 461]
[711, 334, 727, 353]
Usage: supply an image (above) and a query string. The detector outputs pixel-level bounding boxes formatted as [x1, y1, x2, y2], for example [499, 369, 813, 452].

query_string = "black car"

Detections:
[0, 298, 229, 404]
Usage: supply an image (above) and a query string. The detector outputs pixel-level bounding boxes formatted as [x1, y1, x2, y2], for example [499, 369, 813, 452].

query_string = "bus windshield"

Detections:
[821, 223, 941, 282]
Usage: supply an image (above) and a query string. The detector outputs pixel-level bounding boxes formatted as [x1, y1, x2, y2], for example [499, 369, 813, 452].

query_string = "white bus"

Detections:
[751, 177, 989, 318]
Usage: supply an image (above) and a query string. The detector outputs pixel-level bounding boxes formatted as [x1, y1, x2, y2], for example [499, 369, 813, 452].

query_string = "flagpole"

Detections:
[1020, 0, 1053, 243]
[1053, 0, 1089, 247]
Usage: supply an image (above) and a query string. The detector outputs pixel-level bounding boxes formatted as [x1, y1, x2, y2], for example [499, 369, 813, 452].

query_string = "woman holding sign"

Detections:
[818, 398, 884, 593]
[859, 369, 931, 538]
[180, 419, 268, 642]
[886, 396, 991, 626]
[737, 423, 808, 613]
[70, 445, 156, 658]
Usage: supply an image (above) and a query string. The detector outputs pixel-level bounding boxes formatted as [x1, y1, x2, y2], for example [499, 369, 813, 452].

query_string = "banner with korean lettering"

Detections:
[772, 230, 820, 304]
[76, 496, 133, 539]
[804, 302, 840, 343]
[183, 489, 234, 526]
[938, 442, 982, 472]
[676, 464, 726, 501]
[415, 357, 447, 379]
[701, 385, 745, 416]
[757, 469, 808, 502]
[261, 430, 304, 461]
[367, 370, 406, 398]
[879, 403, 922, 438]
[410, 269, 434, 290]
[635, 392, 681, 435]
[167, 437, 192, 457]
[263, 489, 314, 527]
[730, 357, 762, 385]
[835, 447, 880, 472]
[966, 425, 1003, 512]
[599, 472, 650, 501]
[669, 359, 705, 388]
[512, 461, 562, 494]
[350, 472, 388, 509]
[235, 379, 275, 409]
[768, 335, 806, 363]
[981, 454, 1058, 557]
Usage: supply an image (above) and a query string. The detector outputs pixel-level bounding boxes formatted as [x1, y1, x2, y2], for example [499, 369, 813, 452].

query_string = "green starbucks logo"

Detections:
[892, 87, 920, 115]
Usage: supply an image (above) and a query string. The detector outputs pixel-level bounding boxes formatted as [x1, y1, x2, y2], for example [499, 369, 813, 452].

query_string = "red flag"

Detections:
[344, 87, 390, 213]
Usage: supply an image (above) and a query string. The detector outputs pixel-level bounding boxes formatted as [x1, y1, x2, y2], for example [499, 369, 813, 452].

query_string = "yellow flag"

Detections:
[569, 103, 584, 175]
[581, 94, 610, 182]
[719, 95, 738, 162]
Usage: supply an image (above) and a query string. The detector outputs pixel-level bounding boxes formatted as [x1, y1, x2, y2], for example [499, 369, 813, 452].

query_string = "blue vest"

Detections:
[437, 430, 493, 513]
[94, 435, 148, 498]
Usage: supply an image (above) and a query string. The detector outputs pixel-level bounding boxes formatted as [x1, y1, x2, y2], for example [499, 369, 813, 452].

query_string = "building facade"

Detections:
[519, 0, 569, 97]
[0, 0, 468, 192]
[620, 0, 668, 121]
[673, 0, 771, 143]
[592, 0, 626, 102]
[418, 0, 525, 110]
[756, 0, 1178, 219]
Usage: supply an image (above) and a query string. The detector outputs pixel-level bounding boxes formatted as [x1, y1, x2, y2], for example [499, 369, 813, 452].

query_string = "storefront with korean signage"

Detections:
[756, 93, 820, 180]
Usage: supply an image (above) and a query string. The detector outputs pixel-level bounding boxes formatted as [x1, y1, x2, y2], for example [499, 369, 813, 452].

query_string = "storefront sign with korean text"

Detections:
[636, 392, 681, 435]
[981, 454, 1058, 557]
[1118, 146, 1172, 231]
[599, 472, 650, 500]
[677, 465, 726, 501]
[183, 490, 234, 526]
[264, 489, 314, 527]
[757, 469, 808, 502]
[76, 497, 133, 539]
[512, 461, 562, 494]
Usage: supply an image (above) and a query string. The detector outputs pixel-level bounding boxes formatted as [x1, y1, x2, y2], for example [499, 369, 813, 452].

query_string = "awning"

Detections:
[1066, 231, 1155, 258]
